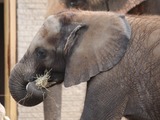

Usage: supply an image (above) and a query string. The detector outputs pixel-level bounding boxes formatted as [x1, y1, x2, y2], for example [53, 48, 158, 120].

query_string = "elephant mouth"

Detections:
[9, 67, 52, 106]
[9, 63, 64, 106]
[25, 81, 47, 99]
[13, 77, 58, 106]
[10, 76, 62, 106]
[26, 78, 58, 94]
[9, 77, 47, 106]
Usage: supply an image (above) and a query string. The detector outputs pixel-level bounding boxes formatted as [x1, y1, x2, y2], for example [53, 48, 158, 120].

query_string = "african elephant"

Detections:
[9, 10, 160, 119]
[46, 0, 160, 16]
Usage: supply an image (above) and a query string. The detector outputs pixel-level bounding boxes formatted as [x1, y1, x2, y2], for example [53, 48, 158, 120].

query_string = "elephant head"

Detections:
[9, 10, 131, 106]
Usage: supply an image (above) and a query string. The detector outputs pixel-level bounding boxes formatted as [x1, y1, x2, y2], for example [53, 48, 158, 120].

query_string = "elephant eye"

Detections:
[68, 0, 84, 8]
[36, 48, 47, 59]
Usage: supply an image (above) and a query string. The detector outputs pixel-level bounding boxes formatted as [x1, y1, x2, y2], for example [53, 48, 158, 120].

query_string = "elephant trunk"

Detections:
[9, 63, 46, 106]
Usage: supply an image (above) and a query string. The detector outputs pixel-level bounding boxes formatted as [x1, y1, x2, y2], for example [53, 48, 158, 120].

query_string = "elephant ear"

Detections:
[108, 0, 145, 13]
[64, 13, 131, 87]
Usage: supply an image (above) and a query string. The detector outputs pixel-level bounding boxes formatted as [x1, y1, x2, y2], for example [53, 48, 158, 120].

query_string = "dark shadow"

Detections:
[0, 2, 4, 106]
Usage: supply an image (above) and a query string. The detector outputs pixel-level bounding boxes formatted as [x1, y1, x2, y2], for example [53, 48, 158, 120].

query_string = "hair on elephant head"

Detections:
[9, 10, 131, 106]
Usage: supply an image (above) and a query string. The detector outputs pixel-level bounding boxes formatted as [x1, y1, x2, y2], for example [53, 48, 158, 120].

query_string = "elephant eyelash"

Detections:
[68, 0, 84, 8]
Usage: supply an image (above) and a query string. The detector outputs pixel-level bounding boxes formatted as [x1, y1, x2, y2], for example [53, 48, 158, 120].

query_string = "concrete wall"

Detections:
[61, 84, 86, 120]
[17, 0, 86, 119]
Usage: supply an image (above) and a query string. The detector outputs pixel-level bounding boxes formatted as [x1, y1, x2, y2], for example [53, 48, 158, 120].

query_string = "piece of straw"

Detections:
[35, 70, 51, 89]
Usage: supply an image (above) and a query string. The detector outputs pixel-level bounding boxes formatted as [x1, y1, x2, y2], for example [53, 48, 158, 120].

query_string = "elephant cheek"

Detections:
[9, 65, 47, 106]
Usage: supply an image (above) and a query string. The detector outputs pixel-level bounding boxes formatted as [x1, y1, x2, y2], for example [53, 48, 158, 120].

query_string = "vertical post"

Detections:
[4, 0, 10, 117]
[4, 0, 17, 119]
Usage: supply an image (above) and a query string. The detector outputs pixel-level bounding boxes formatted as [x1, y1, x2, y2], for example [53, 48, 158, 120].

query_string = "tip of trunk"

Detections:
[9, 67, 47, 106]
[26, 82, 47, 100]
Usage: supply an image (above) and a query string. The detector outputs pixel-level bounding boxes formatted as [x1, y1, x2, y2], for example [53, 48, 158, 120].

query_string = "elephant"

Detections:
[45, 0, 160, 119]
[9, 10, 160, 120]
[46, 0, 160, 16]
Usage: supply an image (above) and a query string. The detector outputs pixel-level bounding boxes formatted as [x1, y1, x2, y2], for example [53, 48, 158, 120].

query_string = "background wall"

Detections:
[61, 84, 86, 120]
[17, 0, 46, 119]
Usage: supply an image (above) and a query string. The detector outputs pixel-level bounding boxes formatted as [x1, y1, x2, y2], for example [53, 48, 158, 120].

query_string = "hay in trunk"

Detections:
[35, 70, 51, 89]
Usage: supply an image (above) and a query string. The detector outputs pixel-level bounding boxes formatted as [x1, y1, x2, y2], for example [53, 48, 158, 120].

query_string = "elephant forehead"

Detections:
[28, 15, 61, 53]
[44, 15, 61, 36]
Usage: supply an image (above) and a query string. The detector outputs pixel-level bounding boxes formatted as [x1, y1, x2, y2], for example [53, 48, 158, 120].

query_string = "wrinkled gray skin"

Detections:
[10, 10, 160, 120]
